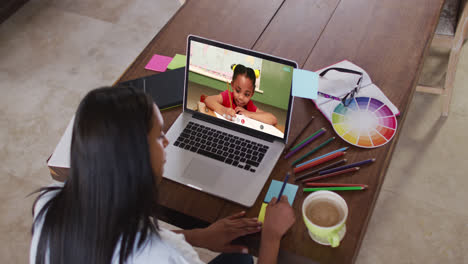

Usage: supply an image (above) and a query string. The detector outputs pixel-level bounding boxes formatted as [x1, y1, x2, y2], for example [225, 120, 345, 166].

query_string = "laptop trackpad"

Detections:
[182, 158, 220, 188]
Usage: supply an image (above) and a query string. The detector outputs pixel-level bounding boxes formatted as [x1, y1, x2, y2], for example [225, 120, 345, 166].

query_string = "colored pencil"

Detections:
[291, 137, 335, 166]
[295, 147, 348, 168]
[304, 183, 368, 188]
[293, 151, 345, 173]
[290, 128, 325, 151]
[303, 186, 366, 192]
[276, 173, 290, 203]
[284, 116, 315, 153]
[302, 167, 360, 183]
[226, 82, 233, 109]
[318, 158, 376, 175]
[284, 129, 326, 159]
[294, 159, 347, 182]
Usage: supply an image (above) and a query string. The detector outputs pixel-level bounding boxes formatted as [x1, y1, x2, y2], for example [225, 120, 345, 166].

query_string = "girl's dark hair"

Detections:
[232, 64, 256, 91]
[32, 86, 159, 264]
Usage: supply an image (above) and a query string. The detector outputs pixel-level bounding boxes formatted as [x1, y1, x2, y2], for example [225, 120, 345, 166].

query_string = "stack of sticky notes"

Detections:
[258, 180, 299, 223]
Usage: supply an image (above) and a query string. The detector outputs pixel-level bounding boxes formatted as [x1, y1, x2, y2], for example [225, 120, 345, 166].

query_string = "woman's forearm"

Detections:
[173, 229, 206, 248]
[258, 232, 281, 264]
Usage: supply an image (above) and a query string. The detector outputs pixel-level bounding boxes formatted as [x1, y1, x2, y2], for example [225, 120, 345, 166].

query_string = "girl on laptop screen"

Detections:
[30, 86, 295, 264]
[205, 64, 278, 125]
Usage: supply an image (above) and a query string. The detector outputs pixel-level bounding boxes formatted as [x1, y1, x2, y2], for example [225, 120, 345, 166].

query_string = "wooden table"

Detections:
[49, 0, 445, 263]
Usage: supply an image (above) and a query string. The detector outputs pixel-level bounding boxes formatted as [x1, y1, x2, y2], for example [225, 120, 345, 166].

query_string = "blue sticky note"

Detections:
[264, 180, 299, 205]
[292, 68, 318, 99]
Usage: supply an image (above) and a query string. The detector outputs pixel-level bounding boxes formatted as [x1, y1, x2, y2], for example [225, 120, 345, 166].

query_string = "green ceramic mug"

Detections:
[302, 191, 348, 247]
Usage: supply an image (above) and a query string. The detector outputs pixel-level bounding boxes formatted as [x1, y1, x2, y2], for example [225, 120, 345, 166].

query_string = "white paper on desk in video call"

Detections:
[48, 116, 74, 168]
[214, 112, 284, 138]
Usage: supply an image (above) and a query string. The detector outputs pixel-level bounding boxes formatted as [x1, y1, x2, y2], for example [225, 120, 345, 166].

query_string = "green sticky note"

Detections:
[264, 180, 298, 206]
[167, 54, 186, 70]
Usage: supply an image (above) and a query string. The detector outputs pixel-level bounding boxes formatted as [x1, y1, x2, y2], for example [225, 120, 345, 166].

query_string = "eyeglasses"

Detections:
[318, 67, 363, 107]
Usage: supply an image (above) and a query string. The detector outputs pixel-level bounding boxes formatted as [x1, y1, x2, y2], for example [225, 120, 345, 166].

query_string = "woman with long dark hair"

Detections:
[30, 86, 295, 264]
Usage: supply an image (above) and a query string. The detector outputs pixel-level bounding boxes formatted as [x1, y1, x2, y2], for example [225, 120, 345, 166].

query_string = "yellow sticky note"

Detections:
[258, 203, 268, 223]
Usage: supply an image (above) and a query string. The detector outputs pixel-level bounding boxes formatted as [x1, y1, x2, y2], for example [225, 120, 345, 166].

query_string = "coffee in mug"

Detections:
[302, 191, 348, 247]
[305, 199, 343, 227]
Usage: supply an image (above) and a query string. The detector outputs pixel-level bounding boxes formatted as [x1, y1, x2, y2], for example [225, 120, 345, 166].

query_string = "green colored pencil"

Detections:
[291, 137, 335, 166]
[303, 186, 366, 192]
[290, 128, 325, 151]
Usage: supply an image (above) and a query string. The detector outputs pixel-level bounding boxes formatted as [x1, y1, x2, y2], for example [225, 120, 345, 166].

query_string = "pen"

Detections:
[276, 173, 290, 203]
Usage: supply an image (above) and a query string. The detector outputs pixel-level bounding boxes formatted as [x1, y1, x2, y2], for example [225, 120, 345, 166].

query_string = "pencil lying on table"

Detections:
[291, 137, 335, 166]
[304, 183, 368, 188]
[284, 128, 325, 159]
[294, 159, 347, 182]
[295, 147, 348, 168]
[302, 167, 360, 183]
[318, 158, 376, 175]
[290, 128, 325, 151]
[283, 116, 315, 153]
[293, 151, 345, 173]
[303, 186, 366, 192]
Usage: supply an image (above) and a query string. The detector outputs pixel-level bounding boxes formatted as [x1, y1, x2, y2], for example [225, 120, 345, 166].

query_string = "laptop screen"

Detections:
[185, 36, 297, 141]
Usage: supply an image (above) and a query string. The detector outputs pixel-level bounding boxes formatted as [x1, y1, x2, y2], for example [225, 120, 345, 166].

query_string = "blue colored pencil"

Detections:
[284, 129, 326, 159]
[276, 173, 290, 203]
[318, 158, 376, 175]
[295, 147, 348, 168]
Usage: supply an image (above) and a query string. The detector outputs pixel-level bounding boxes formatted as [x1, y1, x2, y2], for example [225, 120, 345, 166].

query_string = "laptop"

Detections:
[163, 35, 297, 207]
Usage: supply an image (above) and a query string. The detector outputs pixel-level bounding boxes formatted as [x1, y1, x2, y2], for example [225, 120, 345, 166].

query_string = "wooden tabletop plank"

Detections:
[252, 0, 341, 67]
[117, 0, 284, 83]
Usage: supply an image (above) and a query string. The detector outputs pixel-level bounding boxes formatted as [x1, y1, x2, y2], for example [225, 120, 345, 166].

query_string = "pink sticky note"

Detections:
[145, 54, 173, 72]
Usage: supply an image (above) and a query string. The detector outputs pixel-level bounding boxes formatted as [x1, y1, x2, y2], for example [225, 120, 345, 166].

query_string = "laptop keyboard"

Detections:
[173, 121, 268, 173]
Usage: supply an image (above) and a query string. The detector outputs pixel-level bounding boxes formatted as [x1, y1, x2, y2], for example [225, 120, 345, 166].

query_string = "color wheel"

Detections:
[332, 97, 397, 148]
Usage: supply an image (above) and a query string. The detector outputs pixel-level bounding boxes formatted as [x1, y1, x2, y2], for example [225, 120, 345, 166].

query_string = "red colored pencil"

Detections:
[304, 183, 368, 188]
[302, 167, 360, 183]
[293, 151, 345, 173]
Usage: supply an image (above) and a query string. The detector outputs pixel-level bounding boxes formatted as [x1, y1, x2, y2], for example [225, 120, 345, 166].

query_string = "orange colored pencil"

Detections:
[226, 82, 233, 109]
[304, 182, 367, 188]
[302, 167, 360, 183]
[293, 151, 345, 173]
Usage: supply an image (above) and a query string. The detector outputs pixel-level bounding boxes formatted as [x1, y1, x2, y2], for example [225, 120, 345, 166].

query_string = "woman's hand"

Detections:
[198, 211, 261, 253]
[257, 196, 296, 264]
[263, 196, 295, 240]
